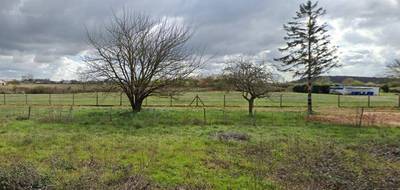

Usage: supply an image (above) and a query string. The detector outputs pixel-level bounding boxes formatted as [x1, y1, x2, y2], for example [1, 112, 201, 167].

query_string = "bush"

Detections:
[0, 162, 50, 190]
[381, 84, 390, 93]
[292, 84, 331, 94]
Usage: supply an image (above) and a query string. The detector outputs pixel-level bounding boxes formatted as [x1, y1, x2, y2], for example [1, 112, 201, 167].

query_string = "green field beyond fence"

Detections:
[0, 91, 399, 108]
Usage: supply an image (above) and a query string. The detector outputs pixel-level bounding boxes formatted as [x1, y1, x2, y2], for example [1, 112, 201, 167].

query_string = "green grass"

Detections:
[1, 91, 399, 108]
[0, 107, 399, 189]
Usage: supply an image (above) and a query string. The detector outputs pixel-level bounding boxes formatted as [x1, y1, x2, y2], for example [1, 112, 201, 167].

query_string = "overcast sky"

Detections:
[0, 0, 399, 81]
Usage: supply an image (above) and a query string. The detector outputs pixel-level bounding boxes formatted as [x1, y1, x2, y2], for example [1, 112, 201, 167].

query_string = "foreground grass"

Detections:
[0, 108, 399, 189]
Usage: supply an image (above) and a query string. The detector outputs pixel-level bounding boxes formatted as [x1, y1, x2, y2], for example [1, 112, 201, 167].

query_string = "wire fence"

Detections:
[0, 105, 396, 127]
[0, 92, 399, 108]
[0, 105, 308, 127]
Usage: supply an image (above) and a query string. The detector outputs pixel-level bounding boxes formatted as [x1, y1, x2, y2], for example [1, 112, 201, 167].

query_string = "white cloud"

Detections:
[51, 56, 85, 81]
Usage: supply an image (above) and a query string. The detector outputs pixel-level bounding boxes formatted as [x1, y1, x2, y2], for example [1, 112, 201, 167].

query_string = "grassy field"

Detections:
[0, 107, 399, 189]
[1, 91, 400, 108]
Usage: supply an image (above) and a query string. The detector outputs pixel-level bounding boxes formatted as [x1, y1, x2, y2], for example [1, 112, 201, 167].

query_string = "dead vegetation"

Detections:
[308, 108, 400, 127]
[239, 138, 400, 190]
[215, 131, 250, 142]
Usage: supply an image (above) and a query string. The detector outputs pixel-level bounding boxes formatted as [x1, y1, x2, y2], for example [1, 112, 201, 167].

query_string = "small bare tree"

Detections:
[224, 57, 278, 116]
[85, 11, 203, 112]
[387, 59, 400, 79]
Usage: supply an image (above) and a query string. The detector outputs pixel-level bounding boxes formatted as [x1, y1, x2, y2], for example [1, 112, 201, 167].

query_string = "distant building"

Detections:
[329, 85, 380, 96]
[0, 80, 7, 86]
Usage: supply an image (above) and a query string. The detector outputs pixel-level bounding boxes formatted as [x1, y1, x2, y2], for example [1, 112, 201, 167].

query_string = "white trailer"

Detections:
[329, 86, 380, 96]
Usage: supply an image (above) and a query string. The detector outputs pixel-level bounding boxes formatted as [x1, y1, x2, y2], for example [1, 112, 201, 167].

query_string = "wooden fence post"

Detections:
[25, 94, 28, 105]
[72, 93, 75, 106]
[368, 95, 371, 108]
[358, 107, 364, 127]
[223, 94, 226, 108]
[109, 107, 113, 121]
[203, 108, 207, 125]
[280, 94, 283, 108]
[170, 94, 173, 107]
[27, 106, 31, 120]
[119, 92, 123, 106]
[49, 94, 52, 105]
[337, 94, 341, 108]
[222, 109, 227, 124]
[196, 94, 199, 107]
[96, 92, 99, 106]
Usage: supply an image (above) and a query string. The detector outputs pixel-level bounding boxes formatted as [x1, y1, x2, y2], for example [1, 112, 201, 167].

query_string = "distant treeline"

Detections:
[0, 84, 118, 94]
[1, 76, 400, 94]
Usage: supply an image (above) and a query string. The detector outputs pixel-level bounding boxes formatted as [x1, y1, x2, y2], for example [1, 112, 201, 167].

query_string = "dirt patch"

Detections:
[215, 132, 250, 142]
[308, 110, 400, 127]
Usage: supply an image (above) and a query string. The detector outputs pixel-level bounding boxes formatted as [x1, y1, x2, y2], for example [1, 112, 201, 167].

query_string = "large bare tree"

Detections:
[224, 57, 278, 115]
[275, 1, 339, 115]
[85, 11, 203, 112]
[387, 59, 400, 79]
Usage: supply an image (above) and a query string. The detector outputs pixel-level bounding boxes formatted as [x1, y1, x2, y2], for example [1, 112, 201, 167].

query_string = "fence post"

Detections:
[96, 92, 99, 106]
[280, 94, 283, 108]
[203, 108, 206, 125]
[170, 94, 173, 107]
[358, 107, 364, 127]
[25, 94, 28, 105]
[27, 106, 31, 120]
[49, 94, 52, 105]
[119, 92, 123, 106]
[222, 109, 227, 124]
[337, 94, 341, 108]
[223, 94, 226, 108]
[196, 94, 199, 107]
[145, 97, 148, 106]
[72, 93, 75, 106]
[368, 95, 371, 108]
[3, 93, 5, 105]
[109, 107, 113, 122]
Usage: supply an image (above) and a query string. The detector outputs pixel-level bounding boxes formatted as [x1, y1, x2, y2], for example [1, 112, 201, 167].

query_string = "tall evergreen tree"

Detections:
[275, 1, 339, 114]
[387, 59, 400, 79]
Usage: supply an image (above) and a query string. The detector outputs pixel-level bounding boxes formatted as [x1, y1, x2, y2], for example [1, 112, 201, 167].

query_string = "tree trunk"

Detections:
[307, 78, 313, 115]
[307, 15, 313, 116]
[127, 94, 144, 112]
[127, 95, 136, 112]
[248, 98, 255, 116]
[133, 98, 143, 112]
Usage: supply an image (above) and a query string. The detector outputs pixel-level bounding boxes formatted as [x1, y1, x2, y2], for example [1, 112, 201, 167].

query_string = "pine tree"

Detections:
[275, 0, 339, 115]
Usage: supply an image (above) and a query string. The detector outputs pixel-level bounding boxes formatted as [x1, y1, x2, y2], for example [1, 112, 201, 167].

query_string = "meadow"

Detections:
[0, 91, 399, 189]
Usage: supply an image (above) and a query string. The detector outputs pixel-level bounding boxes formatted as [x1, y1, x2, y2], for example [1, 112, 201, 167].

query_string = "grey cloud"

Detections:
[0, 0, 399, 80]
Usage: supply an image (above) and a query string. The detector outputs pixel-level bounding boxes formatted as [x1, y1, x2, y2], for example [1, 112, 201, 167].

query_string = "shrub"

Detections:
[292, 84, 331, 94]
[381, 84, 390, 93]
[0, 162, 50, 190]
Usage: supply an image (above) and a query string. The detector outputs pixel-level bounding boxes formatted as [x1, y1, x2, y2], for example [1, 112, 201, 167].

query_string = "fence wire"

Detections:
[0, 92, 399, 108]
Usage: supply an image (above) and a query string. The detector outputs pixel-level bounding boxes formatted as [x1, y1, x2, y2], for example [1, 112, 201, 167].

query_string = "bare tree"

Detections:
[274, 1, 339, 115]
[84, 11, 203, 112]
[387, 59, 400, 79]
[224, 57, 278, 116]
